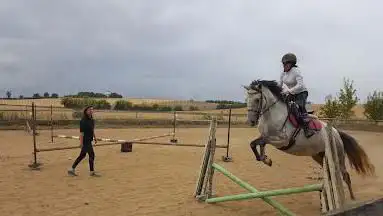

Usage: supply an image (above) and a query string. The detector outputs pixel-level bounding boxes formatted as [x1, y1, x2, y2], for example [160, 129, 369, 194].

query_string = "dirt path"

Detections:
[0, 128, 382, 216]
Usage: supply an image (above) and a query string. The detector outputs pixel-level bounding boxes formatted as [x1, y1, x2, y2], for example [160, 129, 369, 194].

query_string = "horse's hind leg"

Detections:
[308, 152, 324, 180]
[337, 144, 356, 200]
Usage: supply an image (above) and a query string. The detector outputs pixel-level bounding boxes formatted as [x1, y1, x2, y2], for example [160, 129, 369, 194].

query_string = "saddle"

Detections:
[283, 95, 323, 131]
[278, 100, 323, 151]
[288, 114, 322, 131]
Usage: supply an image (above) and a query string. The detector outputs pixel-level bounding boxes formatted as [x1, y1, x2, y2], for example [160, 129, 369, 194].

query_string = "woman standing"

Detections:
[68, 105, 100, 176]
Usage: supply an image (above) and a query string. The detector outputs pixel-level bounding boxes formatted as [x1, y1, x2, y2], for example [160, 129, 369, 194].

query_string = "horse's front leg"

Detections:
[250, 137, 272, 166]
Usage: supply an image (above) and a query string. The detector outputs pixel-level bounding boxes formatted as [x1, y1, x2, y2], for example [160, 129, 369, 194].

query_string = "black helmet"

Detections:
[281, 53, 297, 64]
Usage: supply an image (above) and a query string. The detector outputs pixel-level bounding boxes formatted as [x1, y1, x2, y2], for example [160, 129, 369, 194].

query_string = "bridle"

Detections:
[248, 86, 279, 123]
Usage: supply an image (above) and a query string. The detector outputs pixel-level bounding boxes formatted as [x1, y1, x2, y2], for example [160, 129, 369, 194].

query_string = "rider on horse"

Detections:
[279, 53, 315, 138]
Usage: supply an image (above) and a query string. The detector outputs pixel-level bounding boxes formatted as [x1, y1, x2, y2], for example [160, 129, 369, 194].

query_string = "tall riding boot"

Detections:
[301, 119, 315, 138]
[291, 104, 315, 138]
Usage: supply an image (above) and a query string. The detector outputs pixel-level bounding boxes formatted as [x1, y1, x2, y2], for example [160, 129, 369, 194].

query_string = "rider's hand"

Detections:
[282, 88, 290, 95]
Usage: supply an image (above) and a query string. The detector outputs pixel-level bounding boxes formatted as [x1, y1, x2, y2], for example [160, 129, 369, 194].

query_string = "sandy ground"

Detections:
[0, 127, 382, 216]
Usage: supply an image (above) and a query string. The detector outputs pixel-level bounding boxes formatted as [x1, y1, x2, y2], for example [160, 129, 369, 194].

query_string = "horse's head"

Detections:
[243, 80, 283, 127]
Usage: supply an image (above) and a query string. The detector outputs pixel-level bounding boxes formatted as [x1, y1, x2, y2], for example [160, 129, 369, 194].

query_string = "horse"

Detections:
[243, 79, 375, 200]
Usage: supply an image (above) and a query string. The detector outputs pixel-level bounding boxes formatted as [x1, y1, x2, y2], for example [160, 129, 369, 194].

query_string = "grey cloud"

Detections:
[0, 0, 382, 102]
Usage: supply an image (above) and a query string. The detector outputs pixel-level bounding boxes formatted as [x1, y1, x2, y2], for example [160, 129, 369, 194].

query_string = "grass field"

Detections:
[0, 98, 367, 121]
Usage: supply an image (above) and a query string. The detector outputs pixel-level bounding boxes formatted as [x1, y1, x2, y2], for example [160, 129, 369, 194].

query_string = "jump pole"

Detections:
[38, 133, 228, 152]
[195, 121, 346, 215]
[28, 102, 42, 170]
[50, 105, 53, 143]
[222, 106, 233, 162]
[170, 111, 177, 143]
[172, 109, 233, 162]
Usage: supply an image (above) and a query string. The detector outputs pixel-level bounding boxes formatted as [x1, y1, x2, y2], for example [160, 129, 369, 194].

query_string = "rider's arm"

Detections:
[289, 70, 305, 94]
[278, 72, 284, 87]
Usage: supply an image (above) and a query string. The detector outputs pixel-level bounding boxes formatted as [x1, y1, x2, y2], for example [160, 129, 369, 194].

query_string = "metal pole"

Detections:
[50, 105, 53, 143]
[170, 110, 177, 143]
[226, 106, 232, 158]
[173, 110, 176, 135]
[32, 102, 37, 164]
[222, 106, 233, 162]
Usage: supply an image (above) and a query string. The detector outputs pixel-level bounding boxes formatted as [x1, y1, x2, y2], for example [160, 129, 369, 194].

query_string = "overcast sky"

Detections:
[0, 0, 382, 103]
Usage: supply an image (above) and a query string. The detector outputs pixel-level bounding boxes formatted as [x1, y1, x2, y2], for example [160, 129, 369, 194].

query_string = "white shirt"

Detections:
[279, 67, 307, 95]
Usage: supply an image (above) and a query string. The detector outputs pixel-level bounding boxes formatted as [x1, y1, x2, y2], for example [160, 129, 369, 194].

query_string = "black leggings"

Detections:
[288, 91, 308, 114]
[72, 140, 95, 171]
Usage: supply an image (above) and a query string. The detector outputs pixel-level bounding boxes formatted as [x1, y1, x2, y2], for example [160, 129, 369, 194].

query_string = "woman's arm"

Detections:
[289, 70, 305, 94]
[93, 120, 97, 144]
[79, 133, 84, 147]
[79, 120, 84, 147]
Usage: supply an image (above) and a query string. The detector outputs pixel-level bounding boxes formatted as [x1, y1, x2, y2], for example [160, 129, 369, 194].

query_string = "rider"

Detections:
[279, 53, 315, 138]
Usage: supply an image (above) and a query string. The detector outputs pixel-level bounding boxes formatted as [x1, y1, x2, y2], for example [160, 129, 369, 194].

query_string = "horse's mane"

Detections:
[250, 79, 285, 101]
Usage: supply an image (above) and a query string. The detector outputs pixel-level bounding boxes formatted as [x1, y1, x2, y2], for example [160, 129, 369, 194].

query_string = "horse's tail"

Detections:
[338, 130, 375, 176]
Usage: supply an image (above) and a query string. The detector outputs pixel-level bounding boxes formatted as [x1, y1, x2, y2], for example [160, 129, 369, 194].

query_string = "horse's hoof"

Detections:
[263, 158, 272, 167]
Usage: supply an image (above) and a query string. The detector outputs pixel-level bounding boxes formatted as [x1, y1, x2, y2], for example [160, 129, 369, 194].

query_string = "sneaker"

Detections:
[89, 171, 101, 177]
[67, 169, 77, 176]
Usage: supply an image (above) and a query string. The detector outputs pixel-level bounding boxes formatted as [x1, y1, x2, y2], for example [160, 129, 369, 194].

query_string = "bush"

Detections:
[72, 111, 82, 119]
[33, 93, 41, 99]
[134, 104, 154, 111]
[61, 97, 111, 110]
[319, 97, 342, 118]
[174, 105, 183, 111]
[158, 106, 172, 111]
[363, 90, 383, 121]
[338, 78, 359, 119]
[94, 99, 112, 109]
[215, 102, 246, 109]
[189, 105, 199, 111]
[152, 104, 159, 110]
[114, 100, 133, 110]
[109, 92, 123, 98]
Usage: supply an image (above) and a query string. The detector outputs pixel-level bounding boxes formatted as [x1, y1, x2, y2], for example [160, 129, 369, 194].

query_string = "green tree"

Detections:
[6, 90, 11, 99]
[43, 92, 50, 98]
[32, 93, 41, 99]
[319, 95, 342, 118]
[337, 78, 358, 119]
[363, 90, 383, 121]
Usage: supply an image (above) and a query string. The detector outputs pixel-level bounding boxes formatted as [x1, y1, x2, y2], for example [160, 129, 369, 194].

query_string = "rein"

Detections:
[248, 87, 289, 131]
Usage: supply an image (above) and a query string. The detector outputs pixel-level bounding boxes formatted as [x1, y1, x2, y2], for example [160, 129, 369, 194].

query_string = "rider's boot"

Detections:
[301, 119, 315, 138]
[291, 104, 315, 138]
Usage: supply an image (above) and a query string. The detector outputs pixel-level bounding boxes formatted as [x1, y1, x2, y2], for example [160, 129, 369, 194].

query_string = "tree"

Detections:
[337, 78, 359, 119]
[43, 92, 50, 98]
[51, 93, 59, 98]
[19, 95, 24, 99]
[108, 92, 123, 98]
[363, 90, 383, 121]
[319, 95, 342, 118]
[32, 93, 41, 99]
[6, 90, 11, 99]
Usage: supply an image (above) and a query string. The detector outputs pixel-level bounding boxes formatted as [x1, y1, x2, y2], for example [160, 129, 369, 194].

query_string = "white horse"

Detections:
[243, 79, 375, 200]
